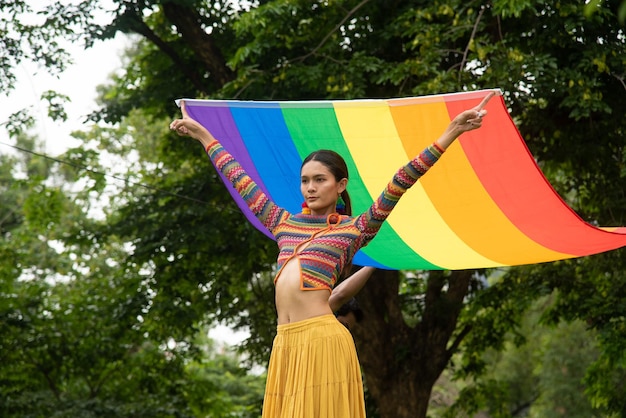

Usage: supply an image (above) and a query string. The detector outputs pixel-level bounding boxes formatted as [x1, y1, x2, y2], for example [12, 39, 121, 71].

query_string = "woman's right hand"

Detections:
[169, 100, 215, 146]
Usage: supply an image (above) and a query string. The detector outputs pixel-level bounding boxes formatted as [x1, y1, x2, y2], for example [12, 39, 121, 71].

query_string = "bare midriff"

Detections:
[274, 257, 333, 325]
[274, 220, 339, 325]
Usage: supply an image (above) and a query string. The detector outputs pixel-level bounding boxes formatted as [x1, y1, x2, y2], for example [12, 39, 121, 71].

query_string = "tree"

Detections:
[89, 0, 626, 416]
[448, 294, 606, 417]
[0, 119, 265, 417]
[0, 132, 182, 416]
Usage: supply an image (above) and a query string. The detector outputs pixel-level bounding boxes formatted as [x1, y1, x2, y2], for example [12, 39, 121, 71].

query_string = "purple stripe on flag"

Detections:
[186, 103, 274, 239]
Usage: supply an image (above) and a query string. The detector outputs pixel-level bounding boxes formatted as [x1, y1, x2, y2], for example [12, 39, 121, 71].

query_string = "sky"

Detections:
[1, 41, 125, 155]
[0, 1, 248, 347]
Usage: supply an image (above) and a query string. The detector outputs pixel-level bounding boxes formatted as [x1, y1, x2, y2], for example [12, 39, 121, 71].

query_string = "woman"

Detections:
[170, 91, 495, 417]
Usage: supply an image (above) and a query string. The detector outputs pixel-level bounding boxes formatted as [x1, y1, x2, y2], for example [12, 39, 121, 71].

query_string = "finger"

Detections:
[464, 109, 486, 127]
[465, 108, 486, 122]
[475, 91, 496, 112]
[169, 120, 184, 132]
[180, 100, 189, 118]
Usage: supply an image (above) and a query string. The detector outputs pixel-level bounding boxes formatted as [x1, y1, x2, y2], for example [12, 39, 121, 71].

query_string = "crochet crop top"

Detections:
[205, 139, 445, 291]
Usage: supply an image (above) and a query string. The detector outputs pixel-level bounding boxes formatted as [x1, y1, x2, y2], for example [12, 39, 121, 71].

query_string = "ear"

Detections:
[338, 177, 348, 193]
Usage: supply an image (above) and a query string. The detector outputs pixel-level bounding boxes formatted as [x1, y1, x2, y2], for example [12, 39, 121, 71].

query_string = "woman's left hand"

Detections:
[435, 90, 498, 149]
[451, 91, 496, 133]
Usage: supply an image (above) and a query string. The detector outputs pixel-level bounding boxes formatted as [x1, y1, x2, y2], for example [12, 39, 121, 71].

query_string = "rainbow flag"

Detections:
[180, 89, 626, 270]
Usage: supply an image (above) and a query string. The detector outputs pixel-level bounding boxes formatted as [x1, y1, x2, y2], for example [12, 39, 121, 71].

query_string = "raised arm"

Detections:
[329, 266, 376, 312]
[355, 91, 497, 244]
[170, 101, 286, 231]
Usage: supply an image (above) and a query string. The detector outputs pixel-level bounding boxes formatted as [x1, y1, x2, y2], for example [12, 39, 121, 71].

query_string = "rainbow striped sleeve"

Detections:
[206, 139, 286, 232]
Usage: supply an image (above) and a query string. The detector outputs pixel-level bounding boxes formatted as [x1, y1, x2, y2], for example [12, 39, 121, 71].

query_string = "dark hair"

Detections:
[301, 149, 352, 216]
[335, 298, 364, 323]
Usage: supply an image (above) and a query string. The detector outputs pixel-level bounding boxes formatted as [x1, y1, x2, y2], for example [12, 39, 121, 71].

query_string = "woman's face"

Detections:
[301, 160, 347, 216]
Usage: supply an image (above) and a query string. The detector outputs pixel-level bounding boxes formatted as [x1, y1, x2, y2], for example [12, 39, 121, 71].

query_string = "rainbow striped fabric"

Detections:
[180, 89, 626, 270]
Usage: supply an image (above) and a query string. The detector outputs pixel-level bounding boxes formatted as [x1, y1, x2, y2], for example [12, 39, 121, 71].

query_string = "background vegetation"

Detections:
[1, 0, 625, 417]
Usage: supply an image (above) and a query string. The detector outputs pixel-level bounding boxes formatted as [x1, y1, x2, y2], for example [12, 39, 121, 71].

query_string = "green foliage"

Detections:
[530, 321, 599, 417]
[22, 184, 66, 232]
[0, 128, 265, 417]
[0, 1, 73, 91]
[585, 354, 626, 412]
[585, 0, 626, 23]
[88, 0, 626, 415]
[41, 90, 70, 122]
[3, 109, 36, 138]
[448, 298, 607, 417]
[184, 333, 265, 417]
[491, 0, 541, 18]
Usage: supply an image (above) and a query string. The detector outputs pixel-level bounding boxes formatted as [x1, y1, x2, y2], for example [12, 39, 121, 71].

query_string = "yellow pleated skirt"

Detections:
[262, 314, 366, 418]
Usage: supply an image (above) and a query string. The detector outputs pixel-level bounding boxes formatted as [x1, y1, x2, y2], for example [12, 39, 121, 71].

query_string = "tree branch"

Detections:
[458, 5, 486, 85]
[447, 323, 472, 356]
[290, 0, 372, 64]
[113, 8, 209, 93]
[611, 72, 626, 91]
[161, 2, 235, 89]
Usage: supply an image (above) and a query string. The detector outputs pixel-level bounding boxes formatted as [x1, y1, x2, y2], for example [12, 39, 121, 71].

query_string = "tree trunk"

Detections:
[352, 269, 473, 418]
[161, 2, 235, 89]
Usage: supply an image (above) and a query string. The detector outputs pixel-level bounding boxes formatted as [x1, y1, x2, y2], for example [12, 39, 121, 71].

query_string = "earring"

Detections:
[336, 194, 346, 214]
[301, 202, 311, 215]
